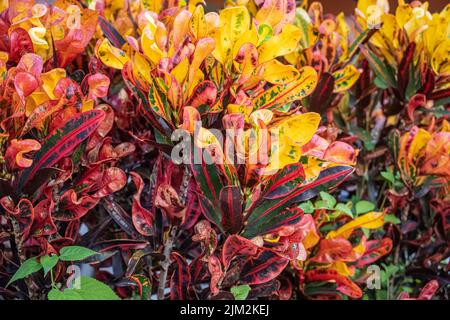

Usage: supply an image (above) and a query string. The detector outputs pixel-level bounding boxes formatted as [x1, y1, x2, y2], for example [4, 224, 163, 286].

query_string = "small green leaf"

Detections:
[231, 284, 251, 300]
[59, 246, 97, 262]
[355, 200, 375, 215]
[40, 254, 59, 276]
[381, 170, 395, 185]
[7, 258, 42, 287]
[257, 24, 273, 45]
[361, 228, 371, 238]
[299, 201, 314, 214]
[335, 203, 353, 218]
[48, 276, 120, 300]
[320, 191, 336, 208]
[384, 214, 401, 225]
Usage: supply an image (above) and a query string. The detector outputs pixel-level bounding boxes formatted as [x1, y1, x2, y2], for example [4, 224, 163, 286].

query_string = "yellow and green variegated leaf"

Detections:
[189, 5, 207, 41]
[262, 59, 300, 85]
[258, 24, 302, 64]
[332, 65, 361, 93]
[148, 80, 172, 125]
[141, 0, 163, 12]
[232, 26, 259, 59]
[131, 52, 152, 89]
[294, 7, 316, 49]
[431, 39, 450, 75]
[95, 38, 129, 70]
[257, 24, 273, 46]
[264, 112, 320, 172]
[275, 112, 321, 145]
[213, 6, 250, 66]
[252, 66, 318, 110]
[188, 0, 206, 13]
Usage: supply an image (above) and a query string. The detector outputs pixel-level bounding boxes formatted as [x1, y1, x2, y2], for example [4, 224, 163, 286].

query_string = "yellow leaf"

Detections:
[258, 24, 302, 64]
[141, 25, 164, 65]
[255, 0, 284, 29]
[262, 59, 300, 85]
[141, 0, 163, 12]
[265, 113, 320, 172]
[234, 42, 258, 85]
[188, 37, 215, 87]
[249, 109, 273, 126]
[195, 127, 221, 148]
[331, 261, 355, 277]
[213, 6, 250, 66]
[431, 39, 450, 75]
[227, 104, 253, 121]
[171, 58, 190, 85]
[132, 52, 152, 88]
[189, 5, 207, 40]
[332, 65, 361, 93]
[252, 66, 318, 110]
[40, 68, 66, 100]
[96, 38, 129, 70]
[326, 212, 385, 239]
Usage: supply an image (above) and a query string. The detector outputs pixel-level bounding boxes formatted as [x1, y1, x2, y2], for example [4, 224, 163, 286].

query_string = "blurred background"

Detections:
[205, 0, 449, 13]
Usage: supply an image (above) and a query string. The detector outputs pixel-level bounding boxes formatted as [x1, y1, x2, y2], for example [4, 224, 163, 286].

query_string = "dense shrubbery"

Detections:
[0, 0, 448, 300]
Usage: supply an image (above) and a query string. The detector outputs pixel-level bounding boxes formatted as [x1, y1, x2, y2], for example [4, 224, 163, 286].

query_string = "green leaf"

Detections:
[320, 191, 336, 208]
[381, 170, 395, 185]
[257, 23, 273, 45]
[40, 254, 59, 276]
[355, 200, 375, 215]
[59, 246, 97, 262]
[335, 203, 353, 218]
[48, 276, 120, 300]
[299, 201, 314, 214]
[231, 284, 251, 300]
[359, 45, 396, 89]
[384, 214, 401, 225]
[7, 258, 42, 287]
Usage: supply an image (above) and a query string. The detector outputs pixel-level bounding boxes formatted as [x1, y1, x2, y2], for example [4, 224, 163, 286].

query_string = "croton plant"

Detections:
[0, 0, 447, 301]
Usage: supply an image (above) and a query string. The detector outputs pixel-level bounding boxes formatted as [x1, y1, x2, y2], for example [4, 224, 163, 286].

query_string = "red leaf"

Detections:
[9, 28, 34, 62]
[219, 186, 243, 234]
[311, 238, 354, 264]
[356, 238, 393, 267]
[418, 280, 439, 300]
[186, 81, 217, 109]
[18, 109, 106, 190]
[305, 269, 362, 299]
[208, 255, 223, 296]
[398, 42, 416, 98]
[0, 197, 34, 241]
[130, 171, 154, 236]
[240, 249, 289, 285]
[170, 252, 191, 300]
[222, 235, 258, 269]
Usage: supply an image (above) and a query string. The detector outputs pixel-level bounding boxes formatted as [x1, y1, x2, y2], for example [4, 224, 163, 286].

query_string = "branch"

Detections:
[156, 225, 178, 300]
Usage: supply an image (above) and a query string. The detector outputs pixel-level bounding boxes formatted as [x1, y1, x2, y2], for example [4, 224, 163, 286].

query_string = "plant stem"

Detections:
[156, 225, 178, 300]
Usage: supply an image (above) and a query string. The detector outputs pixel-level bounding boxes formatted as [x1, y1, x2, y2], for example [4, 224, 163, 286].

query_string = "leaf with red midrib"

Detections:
[17, 110, 105, 191]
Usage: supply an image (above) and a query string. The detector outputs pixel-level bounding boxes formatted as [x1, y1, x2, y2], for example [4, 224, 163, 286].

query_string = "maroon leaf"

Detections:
[219, 186, 243, 234]
[239, 249, 289, 285]
[398, 42, 416, 99]
[170, 252, 191, 300]
[308, 72, 334, 115]
[17, 110, 106, 191]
